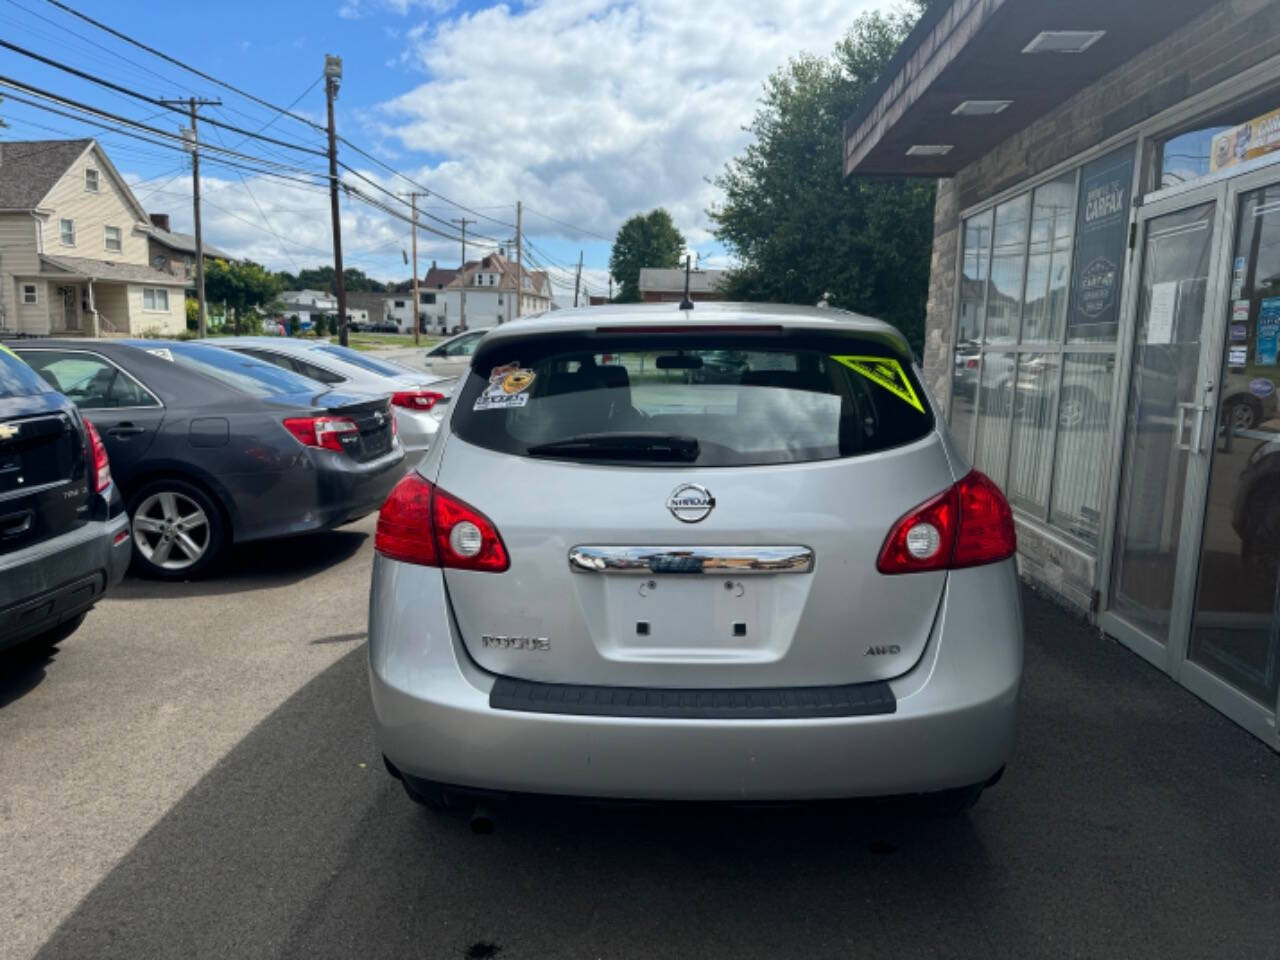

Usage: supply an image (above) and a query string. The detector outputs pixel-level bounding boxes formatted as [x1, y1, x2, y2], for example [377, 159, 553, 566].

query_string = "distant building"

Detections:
[278, 289, 336, 330]
[422, 252, 551, 333]
[145, 212, 233, 282]
[0, 138, 188, 336]
[638, 267, 728, 303]
[386, 261, 457, 333]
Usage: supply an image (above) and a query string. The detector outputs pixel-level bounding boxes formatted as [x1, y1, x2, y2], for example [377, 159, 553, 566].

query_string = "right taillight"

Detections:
[83, 419, 111, 494]
[877, 470, 1015, 574]
[283, 416, 359, 453]
[375, 472, 509, 572]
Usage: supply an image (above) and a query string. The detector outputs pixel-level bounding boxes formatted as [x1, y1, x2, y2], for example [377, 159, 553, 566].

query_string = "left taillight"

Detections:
[390, 389, 445, 412]
[282, 416, 359, 453]
[83, 419, 111, 494]
[877, 470, 1015, 574]
[375, 472, 509, 572]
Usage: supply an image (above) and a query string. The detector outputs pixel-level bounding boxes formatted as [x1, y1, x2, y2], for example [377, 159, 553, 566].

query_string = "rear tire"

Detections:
[127, 478, 227, 580]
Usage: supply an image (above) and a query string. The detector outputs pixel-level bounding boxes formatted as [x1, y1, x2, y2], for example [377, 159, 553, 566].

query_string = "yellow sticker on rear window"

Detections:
[830, 355, 925, 413]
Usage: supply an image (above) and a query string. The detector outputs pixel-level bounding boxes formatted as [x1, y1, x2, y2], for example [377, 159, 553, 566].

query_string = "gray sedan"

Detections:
[214, 338, 455, 455]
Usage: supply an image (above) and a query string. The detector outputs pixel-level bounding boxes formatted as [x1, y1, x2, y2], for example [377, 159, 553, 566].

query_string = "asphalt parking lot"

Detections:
[2, 520, 1279, 960]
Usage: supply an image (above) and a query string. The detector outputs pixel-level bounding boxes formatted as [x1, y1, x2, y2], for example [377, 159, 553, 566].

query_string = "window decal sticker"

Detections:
[830, 355, 925, 413]
[474, 362, 536, 410]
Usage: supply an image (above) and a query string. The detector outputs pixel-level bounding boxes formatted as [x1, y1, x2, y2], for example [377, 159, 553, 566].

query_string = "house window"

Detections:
[142, 288, 170, 312]
[949, 144, 1135, 550]
[22, 283, 38, 305]
[104, 226, 122, 253]
[394, 299, 406, 307]
[60, 219, 76, 246]
[85, 168, 100, 192]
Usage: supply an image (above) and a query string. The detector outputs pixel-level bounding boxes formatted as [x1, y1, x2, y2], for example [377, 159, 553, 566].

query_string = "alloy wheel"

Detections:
[132, 491, 210, 571]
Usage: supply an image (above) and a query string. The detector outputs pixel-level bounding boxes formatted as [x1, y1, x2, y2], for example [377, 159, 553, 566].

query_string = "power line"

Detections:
[0, 39, 330, 159]
[523, 204, 614, 243]
[0, 82, 328, 182]
[40, 0, 329, 138]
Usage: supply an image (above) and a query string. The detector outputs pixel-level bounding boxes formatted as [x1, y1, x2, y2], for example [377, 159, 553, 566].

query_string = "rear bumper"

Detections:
[369, 558, 1022, 801]
[391, 407, 441, 456]
[0, 511, 130, 650]
[232, 444, 407, 543]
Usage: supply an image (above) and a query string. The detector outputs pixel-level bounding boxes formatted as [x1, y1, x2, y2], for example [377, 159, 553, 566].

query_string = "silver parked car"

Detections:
[422, 327, 494, 378]
[213, 338, 455, 455]
[369, 303, 1022, 813]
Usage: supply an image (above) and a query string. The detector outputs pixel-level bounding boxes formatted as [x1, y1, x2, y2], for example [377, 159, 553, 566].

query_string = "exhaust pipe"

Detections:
[470, 804, 497, 834]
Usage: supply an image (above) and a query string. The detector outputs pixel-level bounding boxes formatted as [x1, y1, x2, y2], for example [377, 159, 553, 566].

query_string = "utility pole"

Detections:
[573, 250, 583, 308]
[324, 54, 348, 346]
[452, 217, 473, 331]
[160, 95, 220, 338]
[608, 276, 613, 301]
[514, 200, 522, 321]
[404, 191, 427, 346]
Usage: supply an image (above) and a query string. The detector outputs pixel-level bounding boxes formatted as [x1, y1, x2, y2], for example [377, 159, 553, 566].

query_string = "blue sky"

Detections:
[0, 0, 882, 300]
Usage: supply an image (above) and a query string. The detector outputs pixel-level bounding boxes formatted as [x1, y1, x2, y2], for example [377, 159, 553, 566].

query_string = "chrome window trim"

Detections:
[569, 545, 815, 575]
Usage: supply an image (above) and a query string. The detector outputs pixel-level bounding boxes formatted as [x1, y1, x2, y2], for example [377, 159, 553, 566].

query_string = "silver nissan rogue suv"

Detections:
[369, 303, 1022, 812]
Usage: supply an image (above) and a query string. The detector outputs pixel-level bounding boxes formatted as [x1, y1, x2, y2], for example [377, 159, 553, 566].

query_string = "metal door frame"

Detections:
[1095, 180, 1230, 676]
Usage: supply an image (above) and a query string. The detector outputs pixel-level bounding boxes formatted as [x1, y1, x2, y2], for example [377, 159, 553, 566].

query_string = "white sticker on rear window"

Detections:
[474, 362, 536, 411]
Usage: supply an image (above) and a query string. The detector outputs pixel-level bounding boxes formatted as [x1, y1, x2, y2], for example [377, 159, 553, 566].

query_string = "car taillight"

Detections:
[877, 470, 1015, 574]
[282, 416, 360, 453]
[375, 473, 509, 572]
[966, 358, 979, 369]
[83, 419, 111, 494]
[390, 389, 446, 411]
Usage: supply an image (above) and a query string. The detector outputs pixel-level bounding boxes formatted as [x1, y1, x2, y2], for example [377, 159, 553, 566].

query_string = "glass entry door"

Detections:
[1102, 171, 1280, 745]
[1183, 175, 1280, 737]
[1104, 193, 1222, 663]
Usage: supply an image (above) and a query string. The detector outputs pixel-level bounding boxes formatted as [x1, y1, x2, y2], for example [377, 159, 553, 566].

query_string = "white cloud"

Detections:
[371, 0, 880, 255]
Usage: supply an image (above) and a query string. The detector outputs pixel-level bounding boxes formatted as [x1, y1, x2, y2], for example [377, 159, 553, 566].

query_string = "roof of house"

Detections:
[423, 265, 458, 288]
[280, 289, 335, 303]
[0, 139, 93, 209]
[444, 251, 550, 297]
[147, 225, 233, 260]
[42, 253, 188, 286]
[638, 267, 729, 294]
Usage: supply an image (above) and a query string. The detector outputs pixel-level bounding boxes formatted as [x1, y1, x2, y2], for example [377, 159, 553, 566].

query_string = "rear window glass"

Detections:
[451, 334, 934, 467]
[151, 343, 319, 399]
[0, 346, 54, 398]
[315, 345, 410, 377]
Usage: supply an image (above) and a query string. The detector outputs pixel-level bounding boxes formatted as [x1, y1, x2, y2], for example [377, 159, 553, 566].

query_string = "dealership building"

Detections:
[844, 0, 1280, 748]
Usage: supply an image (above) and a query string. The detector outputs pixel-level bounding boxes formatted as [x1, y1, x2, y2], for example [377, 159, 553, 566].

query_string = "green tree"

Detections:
[709, 6, 935, 350]
[608, 209, 686, 302]
[278, 265, 386, 294]
[204, 259, 284, 335]
[185, 296, 199, 332]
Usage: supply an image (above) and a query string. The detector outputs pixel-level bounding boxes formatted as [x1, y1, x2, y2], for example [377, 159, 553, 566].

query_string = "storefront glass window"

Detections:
[1049, 353, 1115, 545]
[1156, 89, 1280, 192]
[984, 195, 1029, 343]
[973, 352, 1015, 486]
[1021, 176, 1076, 343]
[1006, 353, 1060, 512]
[950, 143, 1135, 551]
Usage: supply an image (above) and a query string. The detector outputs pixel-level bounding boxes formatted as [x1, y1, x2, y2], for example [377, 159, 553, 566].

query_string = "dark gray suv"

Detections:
[0, 345, 130, 654]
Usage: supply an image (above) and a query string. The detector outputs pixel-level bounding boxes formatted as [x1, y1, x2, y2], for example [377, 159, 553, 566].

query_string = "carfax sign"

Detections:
[1068, 147, 1134, 340]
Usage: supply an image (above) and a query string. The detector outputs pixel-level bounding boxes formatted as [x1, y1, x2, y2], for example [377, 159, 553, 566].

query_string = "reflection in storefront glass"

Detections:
[1049, 354, 1114, 546]
[1189, 184, 1280, 706]
[974, 352, 1015, 485]
[984, 196, 1029, 344]
[1006, 353, 1059, 511]
[1021, 177, 1076, 343]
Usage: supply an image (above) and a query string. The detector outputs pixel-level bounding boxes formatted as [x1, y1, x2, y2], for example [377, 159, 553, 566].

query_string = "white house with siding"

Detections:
[0, 139, 187, 337]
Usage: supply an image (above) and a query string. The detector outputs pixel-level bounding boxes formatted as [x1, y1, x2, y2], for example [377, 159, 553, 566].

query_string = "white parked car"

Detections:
[423, 328, 494, 378]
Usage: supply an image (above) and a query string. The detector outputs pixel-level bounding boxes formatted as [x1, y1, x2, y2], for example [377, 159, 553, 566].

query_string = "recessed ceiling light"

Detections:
[953, 99, 1013, 116]
[906, 144, 954, 156]
[1022, 30, 1105, 54]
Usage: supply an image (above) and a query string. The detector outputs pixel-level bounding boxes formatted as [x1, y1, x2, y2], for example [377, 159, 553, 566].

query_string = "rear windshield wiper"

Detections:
[526, 432, 700, 462]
